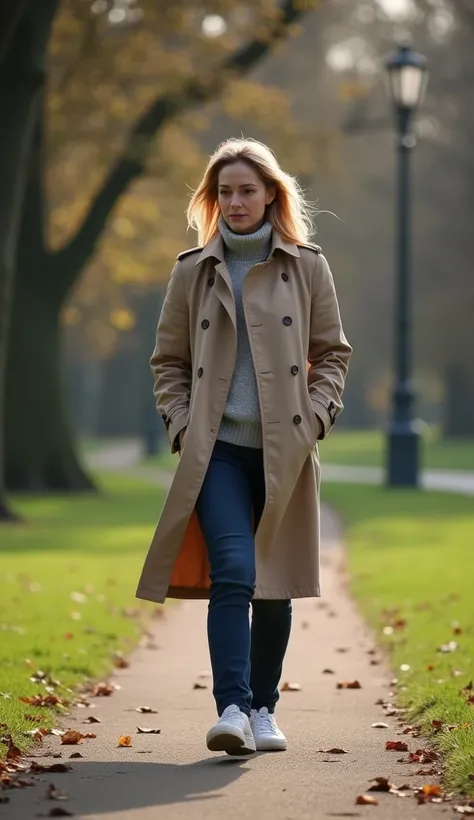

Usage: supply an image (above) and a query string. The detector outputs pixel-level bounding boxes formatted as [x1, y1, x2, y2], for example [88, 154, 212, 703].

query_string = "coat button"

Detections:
[283, 316, 292, 326]
[291, 365, 299, 375]
[293, 414, 302, 425]
[281, 272, 288, 282]
[197, 367, 203, 378]
[201, 319, 210, 329]
[208, 277, 215, 287]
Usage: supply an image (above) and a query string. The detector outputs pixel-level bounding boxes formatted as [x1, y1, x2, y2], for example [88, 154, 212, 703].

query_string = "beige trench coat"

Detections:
[136, 231, 352, 604]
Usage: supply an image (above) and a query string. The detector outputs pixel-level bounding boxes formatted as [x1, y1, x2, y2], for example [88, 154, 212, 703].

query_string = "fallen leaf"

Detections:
[60, 731, 84, 746]
[193, 682, 207, 690]
[431, 719, 444, 732]
[415, 767, 440, 776]
[90, 682, 115, 697]
[408, 749, 439, 764]
[355, 795, 378, 805]
[416, 784, 445, 804]
[69, 753, 83, 759]
[368, 777, 393, 792]
[3, 735, 22, 760]
[30, 763, 72, 773]
[45, 809, 73, 817]
[112, 653, 130, 670]
[317, 748, 348, 754]
[386, 740, 409, 752]
[136, 706, 158, 714]
[83, 716, 101, 724]
[336, 681, 361, 690]
[371, 722, 389, 729]
[118, 736, 132, 747]
[281, 682, 301, 692]
[46, 783, 69, 801]
[19, 695, 66, 708]
[136, 727, 161, 734]
[454, 807, 474, 815]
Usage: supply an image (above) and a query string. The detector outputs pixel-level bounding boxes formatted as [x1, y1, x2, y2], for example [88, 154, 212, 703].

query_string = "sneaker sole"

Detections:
[207, 729, 256, 756]
[254, 737, 288, 752]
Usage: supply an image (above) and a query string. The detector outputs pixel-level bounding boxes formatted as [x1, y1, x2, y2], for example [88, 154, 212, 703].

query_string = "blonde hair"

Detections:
[187, 138, 315, 246]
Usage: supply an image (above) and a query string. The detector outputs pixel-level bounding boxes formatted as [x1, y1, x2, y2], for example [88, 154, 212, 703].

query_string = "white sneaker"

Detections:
[206, 705, 256, 756]
[250, 707, 287, 751]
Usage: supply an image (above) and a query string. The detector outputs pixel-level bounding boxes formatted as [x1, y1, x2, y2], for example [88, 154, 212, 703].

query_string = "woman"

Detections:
[136, 138, 352, 756]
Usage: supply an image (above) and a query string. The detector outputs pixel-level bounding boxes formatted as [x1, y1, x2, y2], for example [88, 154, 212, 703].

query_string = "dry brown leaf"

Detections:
[30, 762, 72, 773]
[83, 716, 101, 724]
[112, 653, 130, 670]
[69, 753, 83, 759]
[281, 681, 301, 692]
[136, 706, 158, 714]
[318, 747, 348, 754]
[368, 777, 393, 792]
[118, 735, 132, 747]
[336, 680, 361, 690]
[60, 731, 84, 746]
[386, 740, 409, 752]
[136, 727, 161, 734]
[19, 694, 66, 708]
[371, 722, 389, 729]
[90, 682, 115, 697]
[408, 748, 439, 763]
[355, 795, 379, 805]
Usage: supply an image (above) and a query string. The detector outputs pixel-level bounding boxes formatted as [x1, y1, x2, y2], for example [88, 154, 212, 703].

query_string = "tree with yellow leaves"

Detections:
[3, 0, 321, 499]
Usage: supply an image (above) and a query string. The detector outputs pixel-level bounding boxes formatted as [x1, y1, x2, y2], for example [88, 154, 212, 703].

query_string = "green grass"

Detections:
[0, 473, 165, 757]
[323, 482, 474, 795]
[319, 429, 474, 471]
[141, 429, 474, 474]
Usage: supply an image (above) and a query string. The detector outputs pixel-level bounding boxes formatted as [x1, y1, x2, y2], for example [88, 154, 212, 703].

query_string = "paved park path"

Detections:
[8, 444, 453, 819]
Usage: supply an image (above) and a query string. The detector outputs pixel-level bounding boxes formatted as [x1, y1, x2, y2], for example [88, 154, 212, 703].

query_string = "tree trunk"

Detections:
[5, 113, 94, 492]
[0, 0, 59, 518]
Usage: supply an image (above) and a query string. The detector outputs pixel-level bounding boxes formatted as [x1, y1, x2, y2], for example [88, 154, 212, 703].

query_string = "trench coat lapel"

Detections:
[197, 235, 236, 329]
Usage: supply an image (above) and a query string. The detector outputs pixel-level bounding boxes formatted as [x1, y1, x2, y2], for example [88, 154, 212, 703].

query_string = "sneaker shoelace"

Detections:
[254, 711, 276, 733]
[221, 709, 245, 728]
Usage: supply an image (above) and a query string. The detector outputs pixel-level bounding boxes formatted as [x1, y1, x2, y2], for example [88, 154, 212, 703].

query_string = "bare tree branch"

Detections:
[53, 0, 314, 298]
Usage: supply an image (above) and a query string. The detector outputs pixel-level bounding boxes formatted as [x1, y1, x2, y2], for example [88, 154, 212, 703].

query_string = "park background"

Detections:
[1, 0, 473, 803]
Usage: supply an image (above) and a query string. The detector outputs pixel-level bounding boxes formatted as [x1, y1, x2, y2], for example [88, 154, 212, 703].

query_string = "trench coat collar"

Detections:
[195, 229, 300, 266]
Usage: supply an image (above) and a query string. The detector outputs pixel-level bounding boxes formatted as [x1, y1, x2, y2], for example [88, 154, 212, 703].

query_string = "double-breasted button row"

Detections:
[201, 319, 210, 329]
[282, 316, 292, 326]
[291, 365, 299, 375]
[293, 414, 302, 425]
[281, 272, 288, 282]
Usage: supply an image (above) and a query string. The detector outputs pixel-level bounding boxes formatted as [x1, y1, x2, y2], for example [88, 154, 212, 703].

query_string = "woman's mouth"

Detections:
[229, 214, 246, 220]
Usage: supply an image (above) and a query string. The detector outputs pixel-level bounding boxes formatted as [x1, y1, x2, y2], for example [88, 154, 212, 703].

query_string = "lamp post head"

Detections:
[385, 43, 428, 112]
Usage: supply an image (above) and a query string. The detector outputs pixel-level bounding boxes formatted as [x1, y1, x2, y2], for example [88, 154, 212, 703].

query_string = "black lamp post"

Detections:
[385, 44, 428, 488]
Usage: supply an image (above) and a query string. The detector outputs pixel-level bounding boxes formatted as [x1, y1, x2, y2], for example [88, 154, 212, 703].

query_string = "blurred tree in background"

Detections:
[1, 0, 321, 508]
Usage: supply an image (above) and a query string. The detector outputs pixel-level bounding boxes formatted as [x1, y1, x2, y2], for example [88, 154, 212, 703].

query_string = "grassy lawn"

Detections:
[319, 429, 474, 472]
[0, 473, 164, 758]
[323, 482, 474, 795]
[141, 429, 474, 474]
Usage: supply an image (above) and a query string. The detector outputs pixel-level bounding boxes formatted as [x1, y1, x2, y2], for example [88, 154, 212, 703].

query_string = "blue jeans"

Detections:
[196, 439, 292, 717]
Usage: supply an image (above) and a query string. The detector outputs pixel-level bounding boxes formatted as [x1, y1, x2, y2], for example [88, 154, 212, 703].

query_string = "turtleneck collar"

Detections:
[218, 215, 272, 263]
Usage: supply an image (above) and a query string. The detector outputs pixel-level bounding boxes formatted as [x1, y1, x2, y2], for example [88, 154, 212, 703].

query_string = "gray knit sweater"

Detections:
[217, 217, 272, 449]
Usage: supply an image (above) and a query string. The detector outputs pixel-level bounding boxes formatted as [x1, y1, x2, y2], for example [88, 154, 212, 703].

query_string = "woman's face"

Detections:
[218, 161, 275, 234]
